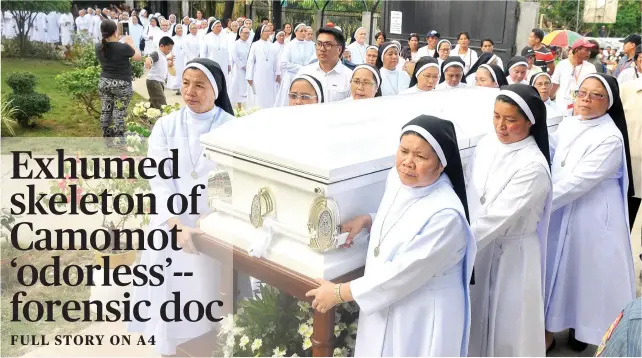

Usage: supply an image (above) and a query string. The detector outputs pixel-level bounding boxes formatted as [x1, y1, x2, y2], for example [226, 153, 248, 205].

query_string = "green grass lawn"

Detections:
[1, 58, 145, 138]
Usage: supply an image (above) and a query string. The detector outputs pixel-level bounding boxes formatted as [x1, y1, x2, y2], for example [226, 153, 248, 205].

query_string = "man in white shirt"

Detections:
[551, 38, 597, 115]
[480, 38, 504, 69]
[297, 27, 353, 102]
[617, 44, 641, 85]
[75, 9, 89, 34]
[417, 30, 439, 58]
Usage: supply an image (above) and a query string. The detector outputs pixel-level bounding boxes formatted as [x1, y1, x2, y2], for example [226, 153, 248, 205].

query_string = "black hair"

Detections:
[149, 17, 159, 27]
[375, 31, 386, 42]
[496, 94, 551, 165]
[531, 28, 545, 42]
[283, 22, 292, 32]
[222, 17, 230, 27]
[158, 36, 174, 47]
[482, 38, 494, 46]
[100, 20, 118, 56]
[261, 17, 269, 22]
[318, 26, 346, 55]
[457, 31, 470, 41]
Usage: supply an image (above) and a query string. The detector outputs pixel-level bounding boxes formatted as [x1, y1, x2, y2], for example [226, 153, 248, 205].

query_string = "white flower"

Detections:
[272, 347, 287, 357]
[302, 337, 312, 350]
[298, 323, 313, 338]
[348, 321, 358, 335]
[232, 326, 245, 336]
[238, 335, 249, 349]
[225, 334, 235, 349]
[126, 146, 135, 152]
[144, 102, 151, 108]
[291, 354, 299, 357]
[218, 314, 235, 336]
[145, 108, 161, 118]
[334, 324, 341, 338]
[333, 347, 349, 357]
[297, 301, 311, 312]
[251, 338, 262, 352]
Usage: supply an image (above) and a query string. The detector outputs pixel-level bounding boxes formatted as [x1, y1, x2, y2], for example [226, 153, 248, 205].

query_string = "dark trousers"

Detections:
[146, 79, 166, 109]
[98, 77, 133, 138]
[630, 196, 640, 231]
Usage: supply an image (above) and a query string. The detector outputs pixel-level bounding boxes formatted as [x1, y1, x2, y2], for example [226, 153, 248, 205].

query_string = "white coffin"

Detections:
[200, 87, 563, 279]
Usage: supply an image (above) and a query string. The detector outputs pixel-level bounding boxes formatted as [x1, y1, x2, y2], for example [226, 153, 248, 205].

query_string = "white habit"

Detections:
[229, 38, 251, 104]
[273, 39, 315, 107]
[347, 41, 368, 65]
[545, 114, 635, 345]
[379, 68, 411, 96]
[182, 33, 200, 63]
[200, 32, 231, 85]
[58, 13, 74, 46]
[45, 12, 60, 43]
[245, 39, 280, 109]
[466, 134, 551, 357]
[167, 34, 185, 90]
[128, 106, 234, 355]
[351, 171, 476, 357]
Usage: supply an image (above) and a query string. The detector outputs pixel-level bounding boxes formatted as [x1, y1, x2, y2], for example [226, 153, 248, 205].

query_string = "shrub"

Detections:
[6, 72, 37, 93]
[6, 92, 51, 127]
[58, 41, 145, 118]
[0, 39, 65, 60]
[1, 95, 21, 136]
[5, 71, 51, 128]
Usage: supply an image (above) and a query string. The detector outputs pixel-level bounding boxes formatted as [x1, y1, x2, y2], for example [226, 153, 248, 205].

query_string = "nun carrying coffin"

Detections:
[467, 84, 552, 357]
[529, 72, 563, 121]
[306, 116, 476, 357]
[473, 64, 508, 88]
[505, 56, 529, 85]
[128, 59, 236, 356]
[544, 73, 635, 350]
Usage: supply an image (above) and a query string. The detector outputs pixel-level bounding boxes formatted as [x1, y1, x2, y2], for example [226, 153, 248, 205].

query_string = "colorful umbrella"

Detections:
[542, 30, 584, 48]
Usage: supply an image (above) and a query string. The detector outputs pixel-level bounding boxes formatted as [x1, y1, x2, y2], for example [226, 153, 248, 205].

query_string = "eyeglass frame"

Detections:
[315, 41, 339, 51]
[574, 90, 607, 101]
[288, 92, 318, 101]
[350, 78, 376, 88]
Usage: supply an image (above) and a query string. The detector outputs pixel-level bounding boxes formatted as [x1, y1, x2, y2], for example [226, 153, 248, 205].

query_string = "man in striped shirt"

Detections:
[527, 28, 555, 75]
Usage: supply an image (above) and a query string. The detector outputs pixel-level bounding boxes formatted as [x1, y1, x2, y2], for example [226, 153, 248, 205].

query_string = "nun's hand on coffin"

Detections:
[339, 214, 372, 248]
[175, 223, 202, 255]
[276, 75, 281, 84]
[247, 80, 253, 86]
[228, 65, 231, 73]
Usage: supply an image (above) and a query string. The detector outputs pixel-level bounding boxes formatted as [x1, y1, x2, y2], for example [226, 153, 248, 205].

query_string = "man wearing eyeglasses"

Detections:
[550, 38, 597, 115]
[296, 27, 353, 102]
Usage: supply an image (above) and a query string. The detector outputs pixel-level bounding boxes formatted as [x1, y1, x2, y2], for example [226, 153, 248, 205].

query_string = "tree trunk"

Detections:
[223, 0, 234, 20]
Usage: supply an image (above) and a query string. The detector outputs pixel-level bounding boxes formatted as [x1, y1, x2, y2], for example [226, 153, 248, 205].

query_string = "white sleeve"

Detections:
[245, 44, 256, 81]
[551, 63, 563, 85]
[552, 136, 623, 211]
[350, 209, 467, 315]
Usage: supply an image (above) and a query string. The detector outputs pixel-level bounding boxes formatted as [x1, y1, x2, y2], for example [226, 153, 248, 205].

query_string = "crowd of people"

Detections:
[3, 5, 641, 357]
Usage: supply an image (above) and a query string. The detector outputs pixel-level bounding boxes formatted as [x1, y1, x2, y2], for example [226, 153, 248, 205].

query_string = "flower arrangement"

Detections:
[234, 107, 260, 118]
[216, 284, 358, 357]
[125, 101, 181, 138]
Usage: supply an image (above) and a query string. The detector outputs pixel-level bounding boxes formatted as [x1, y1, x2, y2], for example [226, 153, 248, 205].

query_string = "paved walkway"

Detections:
[132, 70, 185, 107]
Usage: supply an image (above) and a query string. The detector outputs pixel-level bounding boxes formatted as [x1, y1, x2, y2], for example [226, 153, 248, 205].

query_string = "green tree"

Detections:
[538, 0, 641, 37]
[2, 0, 72, 56]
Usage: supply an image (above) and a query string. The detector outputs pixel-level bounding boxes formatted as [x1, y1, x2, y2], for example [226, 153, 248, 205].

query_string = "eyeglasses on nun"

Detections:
[288, 93, 318, 100]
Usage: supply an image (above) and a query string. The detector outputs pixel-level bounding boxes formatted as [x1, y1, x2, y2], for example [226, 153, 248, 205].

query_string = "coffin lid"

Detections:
[201, 87, 501, 184]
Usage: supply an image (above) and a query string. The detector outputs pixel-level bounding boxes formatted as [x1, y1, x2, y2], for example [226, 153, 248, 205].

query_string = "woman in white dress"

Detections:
[229, 25, 252, 109]
[306, 115, 476, 357]
[544, 73, 635, 352]
[473, 64, 508, 88]
[273, 24, 315, 107]
[245, 24, 280, 109]
[436, 39, 452, 67]
[453, 32, 479, 73]
[128, 15, 144, 51]
[345, 64, 381, 100]
[465, 52, 501, 85]
[128, 58, 236, 356]
[183, 23, 200, 63]
[401, 56, 440, 94]
[467, 84, 552, 357]
[200, 20, 231, 85]
[143, 17, 160, 55]
[167, 24, 185, 95]
[436, 57, 467, 90]
[283, 23, 292, 44]
[529, 72, 563, 122]
[376, 42, 411, 96]
[505, 56, 529, 85]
